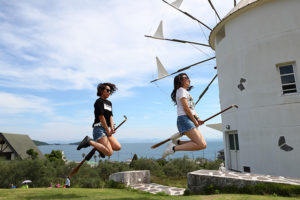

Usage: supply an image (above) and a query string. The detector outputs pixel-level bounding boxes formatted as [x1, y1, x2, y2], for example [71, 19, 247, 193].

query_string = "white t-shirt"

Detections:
[176, 87, 196, 116]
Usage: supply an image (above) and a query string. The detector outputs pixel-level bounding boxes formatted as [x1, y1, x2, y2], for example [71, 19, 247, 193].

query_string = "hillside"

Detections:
[33, 140, 49, 146]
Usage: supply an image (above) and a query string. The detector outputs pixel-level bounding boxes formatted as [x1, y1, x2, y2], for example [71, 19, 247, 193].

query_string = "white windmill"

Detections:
[147, 0, 300, 178]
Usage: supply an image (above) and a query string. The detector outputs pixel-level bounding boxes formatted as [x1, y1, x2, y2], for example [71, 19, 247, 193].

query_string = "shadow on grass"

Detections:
[25, 194, 85, 199]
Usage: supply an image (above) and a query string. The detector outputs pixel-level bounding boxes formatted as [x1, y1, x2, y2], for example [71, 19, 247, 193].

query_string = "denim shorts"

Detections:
[93, 126, 107, 141]
[177, 115, 196, 134]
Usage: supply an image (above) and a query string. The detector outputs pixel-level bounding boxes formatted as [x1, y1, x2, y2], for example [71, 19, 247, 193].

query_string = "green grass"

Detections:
[151, 175, 187, 188]
[1, 188, 300, 200]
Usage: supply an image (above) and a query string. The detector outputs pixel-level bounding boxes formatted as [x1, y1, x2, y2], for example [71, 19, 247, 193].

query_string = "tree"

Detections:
[26, 149, 38, 160]
[129, 154, 138, 168]
[45, 150, 63, 162]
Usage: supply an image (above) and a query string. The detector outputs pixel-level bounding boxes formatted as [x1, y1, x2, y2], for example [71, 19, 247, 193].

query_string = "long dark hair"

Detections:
[171, 73, 193, 104]
[97, 82, 117, 97]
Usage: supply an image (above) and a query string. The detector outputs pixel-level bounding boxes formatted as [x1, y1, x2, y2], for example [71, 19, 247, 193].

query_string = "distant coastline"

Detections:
[34, 138, 223, 146]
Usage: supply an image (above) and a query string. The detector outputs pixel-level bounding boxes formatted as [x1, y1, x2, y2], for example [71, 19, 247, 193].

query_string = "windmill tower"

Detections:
[148, 0, 300, 178]
[209, 0, 300, 177]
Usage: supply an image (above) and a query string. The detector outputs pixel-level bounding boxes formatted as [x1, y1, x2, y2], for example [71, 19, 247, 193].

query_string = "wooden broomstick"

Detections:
[68, 115, 127, 178]
[151, 105, 238, 149]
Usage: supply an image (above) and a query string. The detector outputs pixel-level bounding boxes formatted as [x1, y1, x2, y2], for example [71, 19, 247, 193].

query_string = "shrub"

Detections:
[26, 149, 38, 160]
[163, 156, 200, 177]
[198, 183, 300, 197]
[105, 180, 126, 189]
[203, 159, 223, 170]
[96, 160, 129, 181]
[129, 158, 163, 177]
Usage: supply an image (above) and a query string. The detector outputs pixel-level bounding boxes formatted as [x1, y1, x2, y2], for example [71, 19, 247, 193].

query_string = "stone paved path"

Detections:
[130, 183, 185, 195]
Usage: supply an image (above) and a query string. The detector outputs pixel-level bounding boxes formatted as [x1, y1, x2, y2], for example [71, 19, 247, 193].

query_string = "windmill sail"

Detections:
[195, 74, 218, 105]
[153, 21, 164, 39]
[151, 56, 216, 82]
[145, 35, 210, 47]
[208, 0, 221, 21]
[162, 0, 212, 31]
[156, 57, 169, 79]
[171, 0, 183, 8]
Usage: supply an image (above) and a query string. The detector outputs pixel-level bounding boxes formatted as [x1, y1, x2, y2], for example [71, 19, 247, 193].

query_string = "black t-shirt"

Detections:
[93, 98, 113, 127]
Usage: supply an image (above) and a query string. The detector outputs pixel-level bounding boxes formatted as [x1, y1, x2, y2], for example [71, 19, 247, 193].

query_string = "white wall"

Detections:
[214, 0, 300, 177]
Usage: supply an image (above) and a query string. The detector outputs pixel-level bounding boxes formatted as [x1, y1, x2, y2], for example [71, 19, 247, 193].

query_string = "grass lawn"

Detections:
[151, 175, 187, 188]
[1, 188, 299, 200]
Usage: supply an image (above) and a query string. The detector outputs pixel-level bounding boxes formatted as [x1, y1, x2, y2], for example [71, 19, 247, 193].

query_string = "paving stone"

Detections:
[129, 183, 185, 196]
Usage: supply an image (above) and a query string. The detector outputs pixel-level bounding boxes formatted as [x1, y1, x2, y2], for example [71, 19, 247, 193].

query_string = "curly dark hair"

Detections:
[171, 73, 193, 104]
[97, 82, 117, 97]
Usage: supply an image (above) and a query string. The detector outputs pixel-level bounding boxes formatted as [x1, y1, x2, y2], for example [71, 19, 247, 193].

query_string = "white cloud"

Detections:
[0, 0, 237, 93]
[0, 92, 52, 114]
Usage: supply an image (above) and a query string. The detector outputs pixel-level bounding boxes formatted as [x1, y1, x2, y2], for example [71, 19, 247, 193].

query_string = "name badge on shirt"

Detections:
[104, 103, 112, 111]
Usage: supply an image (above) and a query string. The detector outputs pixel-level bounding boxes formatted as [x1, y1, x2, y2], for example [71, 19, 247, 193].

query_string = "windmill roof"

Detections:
[209, 0, 274, 49]
[0, 132, 44, 160]
[226, 0, 261, 17]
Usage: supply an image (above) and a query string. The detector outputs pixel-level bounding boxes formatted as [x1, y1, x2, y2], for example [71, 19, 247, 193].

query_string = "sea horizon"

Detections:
[38, 140, 224, 162]
[37, 138, 223, 145]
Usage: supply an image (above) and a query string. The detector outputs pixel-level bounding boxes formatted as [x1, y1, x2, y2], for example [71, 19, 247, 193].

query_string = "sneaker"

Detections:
[77, 136, 91, 150]
[170, 132, 181, 144]
[99, 151, 105, 158]
[162, 142, 175, 159]
[172, 138, 180, 145]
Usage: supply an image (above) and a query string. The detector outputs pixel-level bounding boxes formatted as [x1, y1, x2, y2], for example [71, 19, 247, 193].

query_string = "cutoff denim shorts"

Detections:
[177, 115, 196, 134]
[93, 126, 107, 141]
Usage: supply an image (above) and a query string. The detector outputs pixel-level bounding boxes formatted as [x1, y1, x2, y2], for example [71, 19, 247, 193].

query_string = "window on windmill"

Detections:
[278, 64, 297, 95]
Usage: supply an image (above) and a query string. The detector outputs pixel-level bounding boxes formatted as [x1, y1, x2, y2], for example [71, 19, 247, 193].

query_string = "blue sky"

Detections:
[0, 0, 239, 143]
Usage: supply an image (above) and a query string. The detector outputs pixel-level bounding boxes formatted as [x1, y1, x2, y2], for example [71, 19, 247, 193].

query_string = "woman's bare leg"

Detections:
[177, 140, 190, 145]
[174, 128, 206, 151]
[107, 135, 122, 151]
[89, 137, 113, 156]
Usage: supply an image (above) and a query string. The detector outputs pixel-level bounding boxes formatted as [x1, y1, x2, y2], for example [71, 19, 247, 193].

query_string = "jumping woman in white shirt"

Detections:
[162, 73, 207, 158]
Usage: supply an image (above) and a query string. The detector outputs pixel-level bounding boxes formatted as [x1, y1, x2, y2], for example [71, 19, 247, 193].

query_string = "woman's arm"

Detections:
[99, 115, 111, 135]
[194, 115, 204, 125]
[180, 97, 199, 126]
[110, 115, 115, 134]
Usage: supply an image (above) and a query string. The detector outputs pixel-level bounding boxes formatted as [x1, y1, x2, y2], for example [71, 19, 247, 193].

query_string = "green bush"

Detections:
[105, 180, 126, 189]
[96, 160, 129, 181]
[203, 159, 223, 170]
[129, 158, 163, 177]
[165, 156, 200, 177]
[26, 149, 38, 160]
[199, 183, 300, 197]
[45, 150, 64, 163]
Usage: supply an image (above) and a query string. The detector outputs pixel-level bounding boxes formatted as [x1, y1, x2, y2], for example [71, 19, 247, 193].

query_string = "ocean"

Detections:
[38, 140, 223, 162]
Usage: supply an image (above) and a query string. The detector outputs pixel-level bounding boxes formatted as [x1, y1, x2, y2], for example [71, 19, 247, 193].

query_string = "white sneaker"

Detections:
[162, 142, 175, 159]
[172, 138, 180, 145]
[170, 132, 181, 144]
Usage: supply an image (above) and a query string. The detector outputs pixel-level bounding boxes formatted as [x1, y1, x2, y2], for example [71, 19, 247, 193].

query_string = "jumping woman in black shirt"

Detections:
[77, 83, 121, 157]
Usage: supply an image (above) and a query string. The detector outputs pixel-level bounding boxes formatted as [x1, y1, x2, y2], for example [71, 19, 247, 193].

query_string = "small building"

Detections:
[209, 0, 300, 177]
[0, 132, 44, 160]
